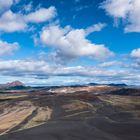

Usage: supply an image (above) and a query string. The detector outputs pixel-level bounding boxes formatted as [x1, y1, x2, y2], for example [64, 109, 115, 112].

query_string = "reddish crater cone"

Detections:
[7, 81, 25, 87]
[0, 81, 25, 88]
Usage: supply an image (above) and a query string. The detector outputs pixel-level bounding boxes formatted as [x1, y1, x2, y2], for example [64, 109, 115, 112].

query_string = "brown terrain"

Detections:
[0, 84, 140, 140]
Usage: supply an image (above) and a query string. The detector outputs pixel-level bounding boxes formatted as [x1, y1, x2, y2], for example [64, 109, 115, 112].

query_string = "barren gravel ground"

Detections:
[0, 86, 140, 140]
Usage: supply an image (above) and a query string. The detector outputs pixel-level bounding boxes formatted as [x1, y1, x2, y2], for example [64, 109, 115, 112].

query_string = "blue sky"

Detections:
[0, 0, 140, 86]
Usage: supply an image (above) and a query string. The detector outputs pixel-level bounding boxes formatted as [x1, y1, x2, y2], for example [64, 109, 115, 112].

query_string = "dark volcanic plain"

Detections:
[0, 85, 140, 140]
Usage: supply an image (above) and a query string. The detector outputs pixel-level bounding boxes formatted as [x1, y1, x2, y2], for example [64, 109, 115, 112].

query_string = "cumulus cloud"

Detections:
[131, 48, 140, 58]
[0, 10, 27, 32]
[101, 0, 140, 32]
[0, 0, 13, 13]
[0, 40, 19, 56]
[39, 24, 113, 62]
[24, 7, 57, 23]
[0, 0, 20, 13]
[0, 6, 57, 32]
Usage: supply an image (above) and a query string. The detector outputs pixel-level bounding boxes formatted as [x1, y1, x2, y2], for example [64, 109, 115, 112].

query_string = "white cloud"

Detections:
[0, 40, 19, 56]
[101, 0, 131, 18]
[0, 59, 140, 85]
[99, 61, 120, 67]
[101, 0, 140, 32]
[0, 60, 117, 77]
[0, 0, 20, 13]
[131, 48, 140, 58]
[25, 7, 57, 23]
[39, 24, 113, 62]
[0, 10, 27, 32]
[85, 23, 106, 35]
[0, 6, 57, 32]
[131, 61, 140, 68]
[0, 60, 50, 72]
[0, 0, 13, 12]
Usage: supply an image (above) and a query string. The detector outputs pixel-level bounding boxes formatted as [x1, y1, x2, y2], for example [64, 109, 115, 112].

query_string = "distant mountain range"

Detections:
[0, 81, 128, 90]
[0, 81, 139, 96]
[107, 83, 127, 87]
[88, 83, 127, 87]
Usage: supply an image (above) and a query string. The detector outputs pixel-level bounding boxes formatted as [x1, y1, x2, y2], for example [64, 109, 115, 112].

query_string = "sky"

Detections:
[0, 0, 140, 86]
